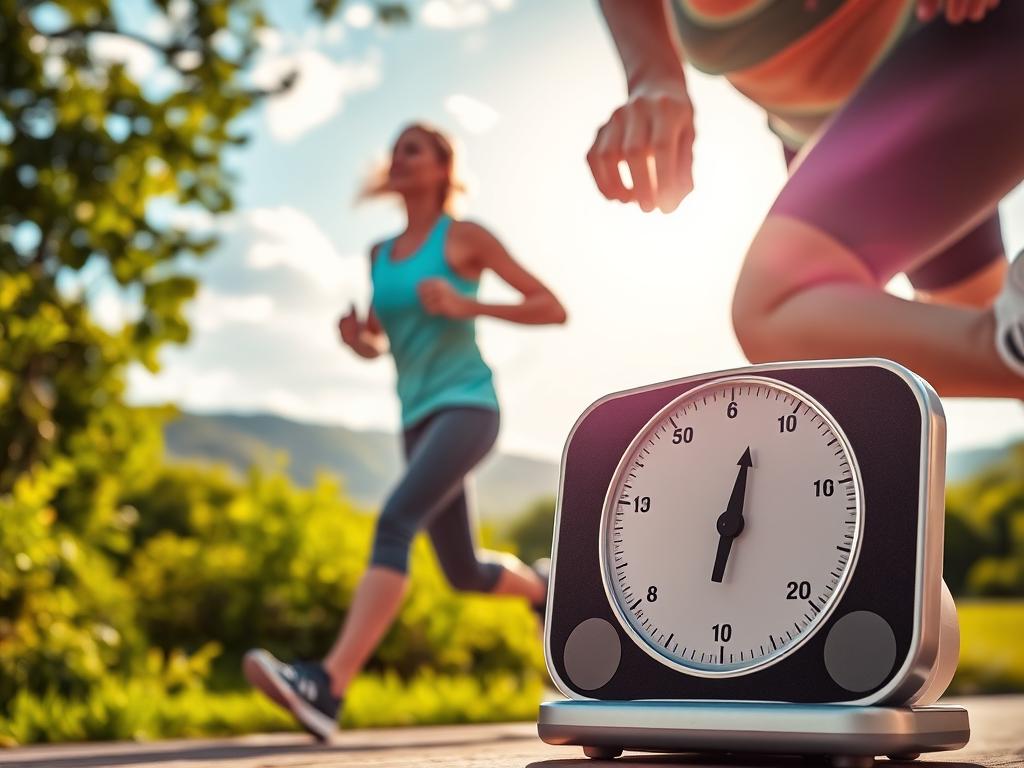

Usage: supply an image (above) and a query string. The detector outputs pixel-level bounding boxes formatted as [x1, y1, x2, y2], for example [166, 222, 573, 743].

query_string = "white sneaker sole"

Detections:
[994, 252, 1024, 378]
[243, 650, 338, 741]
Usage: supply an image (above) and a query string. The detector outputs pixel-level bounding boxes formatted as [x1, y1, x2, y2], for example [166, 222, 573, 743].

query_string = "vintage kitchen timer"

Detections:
[538, 359, 968, 766]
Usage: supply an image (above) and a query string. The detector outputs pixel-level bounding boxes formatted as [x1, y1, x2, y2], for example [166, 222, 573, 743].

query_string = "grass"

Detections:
[1, 603, 1018, 747]
[951, 599, 1024, 695]
[0, 671, 544, 747]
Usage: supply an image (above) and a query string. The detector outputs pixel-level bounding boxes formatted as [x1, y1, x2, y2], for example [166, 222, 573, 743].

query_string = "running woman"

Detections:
[244, 123, 566, 739]
[588, 0, 1024, 396]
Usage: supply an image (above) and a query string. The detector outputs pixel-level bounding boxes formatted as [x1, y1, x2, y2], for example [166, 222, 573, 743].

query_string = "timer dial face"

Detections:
[600, 376, 864, 677]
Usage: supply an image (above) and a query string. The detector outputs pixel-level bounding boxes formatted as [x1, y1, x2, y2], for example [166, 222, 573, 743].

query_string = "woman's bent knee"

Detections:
[731, 300, 778, 364]
[732, 216, 878, 361]
[370, 513, 414, 574]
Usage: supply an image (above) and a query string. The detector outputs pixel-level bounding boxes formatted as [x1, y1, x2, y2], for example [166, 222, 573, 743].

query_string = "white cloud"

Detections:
[171, 204, 217, 234]
[252, 49, 381, 142]
[126, 203, 396, 431]
[255, 27, 283, 54]
[89, 33, 159, 82]
[91, 285, 143, 332]
[343, 3, 374, 30]
[236, 206, 367, 296]
[142, 14, 174, 46]
[128, 364, 242, 412]
[323, 20, 346, 43]
[191, 289, 275, 332]
[145, 197, 218, 239]
[421, 0, 488, 28]
[421, 0, 515, 28]
[444, 93, 499, 134]
[88, 31, 184, 98]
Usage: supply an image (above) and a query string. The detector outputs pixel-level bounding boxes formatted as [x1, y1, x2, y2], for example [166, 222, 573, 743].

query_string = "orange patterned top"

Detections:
[669, 0, 918, 146]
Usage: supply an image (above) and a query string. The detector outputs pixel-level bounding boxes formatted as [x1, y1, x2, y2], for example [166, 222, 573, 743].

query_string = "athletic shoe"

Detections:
[243, 649, 340, 740]
[995, 251, 1024, 377]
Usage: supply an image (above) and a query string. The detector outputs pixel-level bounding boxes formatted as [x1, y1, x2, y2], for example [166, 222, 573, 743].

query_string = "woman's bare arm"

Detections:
[589, 0, 695, 214]
[417, 222, 567, 325]
[599, 0, 685, 93]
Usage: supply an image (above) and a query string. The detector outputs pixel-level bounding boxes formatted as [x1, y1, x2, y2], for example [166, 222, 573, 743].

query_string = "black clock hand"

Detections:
[711, 446, 753, 583]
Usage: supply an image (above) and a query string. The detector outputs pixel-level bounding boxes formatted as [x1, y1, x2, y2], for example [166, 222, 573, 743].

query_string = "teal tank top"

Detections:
[371, 214, 499, 427]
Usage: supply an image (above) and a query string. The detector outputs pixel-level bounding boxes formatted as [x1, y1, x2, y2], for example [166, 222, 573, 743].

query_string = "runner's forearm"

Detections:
[598, 0, 687, 92]
[465, 294, 567, 325]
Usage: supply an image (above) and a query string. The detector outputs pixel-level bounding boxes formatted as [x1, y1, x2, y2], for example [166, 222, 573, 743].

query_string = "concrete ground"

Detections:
[0, 696, 1020, 768]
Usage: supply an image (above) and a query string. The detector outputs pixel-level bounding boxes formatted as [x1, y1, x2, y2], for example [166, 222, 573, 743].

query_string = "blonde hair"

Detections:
[359, 122, 466, 212]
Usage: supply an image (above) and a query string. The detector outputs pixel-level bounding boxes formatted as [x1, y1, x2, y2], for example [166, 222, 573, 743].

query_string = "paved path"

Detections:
[0, 696, 1020, 768]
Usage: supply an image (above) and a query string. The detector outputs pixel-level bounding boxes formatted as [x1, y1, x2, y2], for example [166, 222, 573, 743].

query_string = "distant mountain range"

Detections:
[945, 443, 1012, 484]
[163, 410, 1017, 520]
[163, 411, 559, 520]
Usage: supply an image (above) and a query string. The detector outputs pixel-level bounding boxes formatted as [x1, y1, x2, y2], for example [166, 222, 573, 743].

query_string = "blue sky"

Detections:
[110, 0, 1024, 460]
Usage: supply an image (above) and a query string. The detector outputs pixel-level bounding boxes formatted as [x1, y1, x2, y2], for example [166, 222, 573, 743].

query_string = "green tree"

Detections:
[505, 495, 556, 566]
[1, 0, 407, 496]
[2, 0, 283, 501]
[945, 444, 1024, 597]
[0, 0, 405, 719]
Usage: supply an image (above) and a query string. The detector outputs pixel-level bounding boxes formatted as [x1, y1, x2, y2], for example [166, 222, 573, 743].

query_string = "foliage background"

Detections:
[1, 0, 1022, 748]
[0, 0, 538, 745]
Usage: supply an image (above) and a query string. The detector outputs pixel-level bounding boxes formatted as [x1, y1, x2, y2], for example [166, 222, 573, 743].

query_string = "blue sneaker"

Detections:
[243, 649, 340, 740]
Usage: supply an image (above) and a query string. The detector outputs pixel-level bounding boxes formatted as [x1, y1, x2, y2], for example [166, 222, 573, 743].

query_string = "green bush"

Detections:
[950, 600, 1024, 695]
[0, 668, 541, 746]
[945, 446, 1024, 597]
[0, 417, 545, 745]
[123, 465, 543, 681]
[0, 463, 141, 706]
[503, 496, 556, 565]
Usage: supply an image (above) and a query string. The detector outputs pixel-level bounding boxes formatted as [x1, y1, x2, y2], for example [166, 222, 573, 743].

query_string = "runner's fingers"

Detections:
[651, 113, 683, 213]
[588, 118, 631, 203]
[622, 111, 656, 212]
[676, 125, 696, 202]
[593, 134, 632, 203]
[945, 0, 970, 23]
[967, 0, 992, 20]
[338, 306, 356, 329]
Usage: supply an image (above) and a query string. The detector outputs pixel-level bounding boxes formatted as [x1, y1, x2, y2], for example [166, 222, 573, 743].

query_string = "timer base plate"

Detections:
[538, 700, 969, 765]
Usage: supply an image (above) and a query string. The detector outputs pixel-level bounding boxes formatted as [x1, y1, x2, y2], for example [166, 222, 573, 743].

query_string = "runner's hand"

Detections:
[587, 80, 695, 214]
[418, 278, 473, 318]
[917, 0, 999, 23]
[338, 305, 362, 347]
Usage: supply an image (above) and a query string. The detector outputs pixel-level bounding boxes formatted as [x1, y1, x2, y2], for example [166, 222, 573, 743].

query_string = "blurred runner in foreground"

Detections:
[590, 0, 1024, 396]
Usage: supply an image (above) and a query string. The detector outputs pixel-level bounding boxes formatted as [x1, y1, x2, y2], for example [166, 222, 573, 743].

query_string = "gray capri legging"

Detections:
[370, 406, 505, 592]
